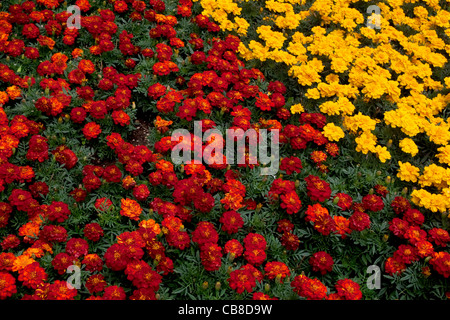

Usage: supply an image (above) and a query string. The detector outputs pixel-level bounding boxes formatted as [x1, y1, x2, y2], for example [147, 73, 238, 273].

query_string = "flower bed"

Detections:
[0, 0, 448, 300]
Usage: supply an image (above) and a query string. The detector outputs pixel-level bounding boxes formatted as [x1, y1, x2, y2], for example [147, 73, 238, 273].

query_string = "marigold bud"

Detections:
[264, 283, 270, 291]
[202, 281, 208, 290]
[333, 196, 340, 204]
[215, 282, 221, 290]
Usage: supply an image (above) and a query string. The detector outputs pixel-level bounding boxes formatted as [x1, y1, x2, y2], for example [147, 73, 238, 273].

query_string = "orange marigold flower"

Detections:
[155, 159, 174, 173]
[37, 35, 55, 50]
[72, 48, 83, 59]
[6, 86, 21, 100]
[139, 219, 161, 235]
[120, 198, 142, 221]
[12, 255, 36, 272]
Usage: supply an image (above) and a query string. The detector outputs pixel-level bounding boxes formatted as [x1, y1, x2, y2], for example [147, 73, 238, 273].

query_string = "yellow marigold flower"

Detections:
[445, 77, 450, 88]
[322, 123, 345, 141]
[436, 145, 450, 165]
[305, 87, 321, 100]
[375, 145, 391, 163]
[256, 25, 286, 49]
[355, 131, 377, 154]
[397, 161, 420, 183]
[399, 138, 419, 157]
[418, 164, 447, 188]
[411, 189, 449, 213]
[290, 103, 304, 114]
[343, 112, 378, 134]
[234, 17, 249, 35]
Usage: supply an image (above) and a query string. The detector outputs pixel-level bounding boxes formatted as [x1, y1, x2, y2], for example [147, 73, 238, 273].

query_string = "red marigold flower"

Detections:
[428, 228, 450, 247]
[228, 268, 257, 294]
[51, 252, 76, 275]
[244, 248, 266, 266]
[82, 254, 103, 272]
[333, 192, 353, 211]
[362, 194, 384, 212]
[325, 142, 339, 156]
[47, 280, 78, 300]
[0, 252, 15, 271]
[224, 239, 244, 259]
[280, 232, 300, 251]
[69, 188, 87, 202]
[243, 233, 267, 250]
[430, 252, 450, 278]
[404, 225, 427, 245]
[280, 191, 302, 215]
[193, 192, 215, 213]
[414, 240, 434, 258]
[200, 243, 223, 271]
[29, 181, 49, 199]
[314, 213, 337, 236]
[349, 211, 371, 231]
[333, 216, 351, 239]
[252, 292, 278, 300]
[0, 272, 16, 299]
[291, 275, 327, 300]
[47, 201, 71, 223]
[147, 82, 167, 100]
[309, 251, 334, 275]
[83, 173, 102, 192]
[112, 110, 130, 126]
[220, 210, 244, 234]
[26, 135, 49, 162]
[132, 184, 150, 202]
[264, 261, 290, 282]
[82, 122, 101, 140]
[277, 219, 294, 233]
[335, 279, 362, 300]
[85, 274, 107, 294]
[389, 218, 409, 239]
[83, 222, 104, 242]
[393, 244, 419, 264]
[18, 262, 47, 289]
[280, 156, 302, 175]
[103, 285, 126, 300]
[305, 175, 331, 202]
[104, 243, 129, 271]
[390, 196, 411, 214]
[39, 225, 68, 243]
[255, 92, 274, 111]
[403, 209, 424, 226]
[65, 238, 89, 259]
[102, 164, 122, 183]
[384, 256, 406, 276]
[192, 221, 219, 248]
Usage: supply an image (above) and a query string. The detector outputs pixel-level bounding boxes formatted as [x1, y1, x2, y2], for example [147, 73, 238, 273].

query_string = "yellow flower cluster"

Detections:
[196, 0, 450, 213]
